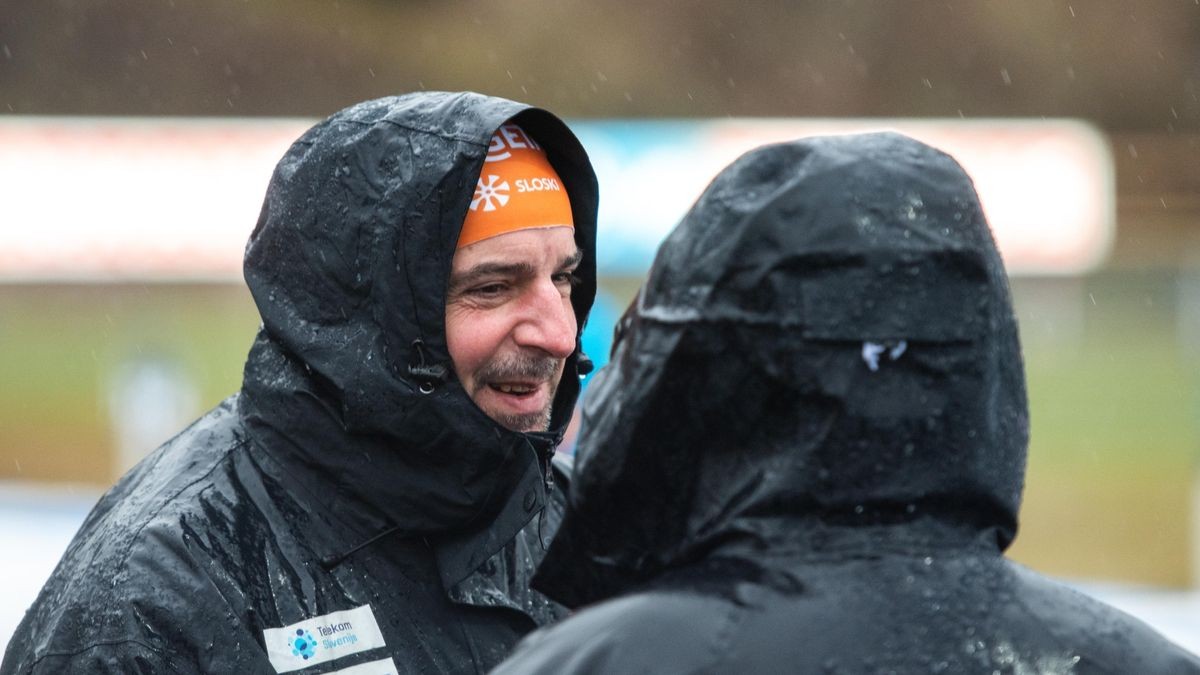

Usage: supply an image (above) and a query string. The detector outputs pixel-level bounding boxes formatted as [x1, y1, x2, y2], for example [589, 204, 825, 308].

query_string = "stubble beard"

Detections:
[474, 351, 562, 433]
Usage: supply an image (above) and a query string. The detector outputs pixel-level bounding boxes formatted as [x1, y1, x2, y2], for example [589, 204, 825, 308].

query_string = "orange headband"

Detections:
[457, 124, 575, 249]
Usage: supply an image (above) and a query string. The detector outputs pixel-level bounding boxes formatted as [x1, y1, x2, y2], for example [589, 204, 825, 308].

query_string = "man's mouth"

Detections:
[490, 382, 539, 395]
[469, 354, 563, 431]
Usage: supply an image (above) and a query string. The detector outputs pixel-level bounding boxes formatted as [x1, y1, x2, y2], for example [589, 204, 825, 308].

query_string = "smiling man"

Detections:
[446, 125, 583, 434]
[1, 93, 598, 675]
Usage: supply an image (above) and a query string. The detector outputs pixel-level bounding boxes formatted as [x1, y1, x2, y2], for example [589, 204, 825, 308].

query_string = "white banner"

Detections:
[0, 116, 1114, 280]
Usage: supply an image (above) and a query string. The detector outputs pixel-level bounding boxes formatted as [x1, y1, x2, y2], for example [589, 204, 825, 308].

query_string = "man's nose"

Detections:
[513, 281, 577, 358]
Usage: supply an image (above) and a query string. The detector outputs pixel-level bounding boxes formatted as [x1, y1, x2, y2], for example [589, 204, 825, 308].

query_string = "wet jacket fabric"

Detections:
[1, 92, 598, 675]
[493, 133, 1200, 674]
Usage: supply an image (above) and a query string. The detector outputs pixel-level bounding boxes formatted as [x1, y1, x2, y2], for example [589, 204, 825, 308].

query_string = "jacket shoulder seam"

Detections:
[25, 637, 181, 674]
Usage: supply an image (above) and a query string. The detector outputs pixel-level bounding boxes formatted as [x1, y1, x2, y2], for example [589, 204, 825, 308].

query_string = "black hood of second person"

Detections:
[534, 132, 1028, 608]
[237, 93, 597, 567]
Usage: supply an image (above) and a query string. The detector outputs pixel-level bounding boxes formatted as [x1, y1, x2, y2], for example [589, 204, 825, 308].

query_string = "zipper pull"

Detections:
[543, 450, 555, 492]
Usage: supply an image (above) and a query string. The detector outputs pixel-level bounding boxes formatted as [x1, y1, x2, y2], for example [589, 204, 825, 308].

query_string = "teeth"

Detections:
[497, 384, 534, 394]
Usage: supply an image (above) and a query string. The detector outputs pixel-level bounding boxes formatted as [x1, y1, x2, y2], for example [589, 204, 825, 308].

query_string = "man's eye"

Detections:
[469, 283, 507, 297]
[553, 272, 581, 288]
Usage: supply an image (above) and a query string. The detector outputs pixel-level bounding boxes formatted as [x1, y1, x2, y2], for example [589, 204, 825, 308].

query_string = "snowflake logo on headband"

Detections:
[471, 175, 511, 212]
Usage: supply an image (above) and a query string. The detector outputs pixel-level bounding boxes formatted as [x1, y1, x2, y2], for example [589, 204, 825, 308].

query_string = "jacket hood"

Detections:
[237, 92, 597, 579]
[534, 132, 1028, 608]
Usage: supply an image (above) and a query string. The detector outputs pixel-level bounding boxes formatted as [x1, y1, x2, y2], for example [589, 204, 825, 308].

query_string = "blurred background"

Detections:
[1, 0, 1198, 654]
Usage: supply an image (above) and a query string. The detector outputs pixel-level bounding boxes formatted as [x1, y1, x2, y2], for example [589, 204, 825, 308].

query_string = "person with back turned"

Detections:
[1, 91, 598, 674]
[492, 132, 1200, 674]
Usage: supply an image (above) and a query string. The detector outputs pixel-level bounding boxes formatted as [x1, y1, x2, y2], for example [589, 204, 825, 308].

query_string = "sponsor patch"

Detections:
[264, 604, 386, 673]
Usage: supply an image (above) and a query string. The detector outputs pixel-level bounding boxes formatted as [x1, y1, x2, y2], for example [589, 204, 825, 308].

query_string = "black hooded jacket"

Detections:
[1, 92, 598, 675]
[492, 133, 1200, 674]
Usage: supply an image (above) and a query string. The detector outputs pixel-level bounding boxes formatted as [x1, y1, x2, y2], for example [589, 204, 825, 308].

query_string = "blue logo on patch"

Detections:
[290, 628, 318, 660]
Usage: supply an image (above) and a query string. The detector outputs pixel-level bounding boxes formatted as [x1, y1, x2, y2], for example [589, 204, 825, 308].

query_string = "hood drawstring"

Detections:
[319, 522, 405, 570]
[408, 339, 448, 394]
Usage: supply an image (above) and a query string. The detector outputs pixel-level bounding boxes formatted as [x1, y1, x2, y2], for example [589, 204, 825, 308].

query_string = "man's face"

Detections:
[445, 227, 581, 432]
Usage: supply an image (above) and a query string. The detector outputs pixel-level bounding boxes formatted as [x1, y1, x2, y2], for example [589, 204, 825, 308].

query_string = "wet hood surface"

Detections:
[535, 131, 1028, 607]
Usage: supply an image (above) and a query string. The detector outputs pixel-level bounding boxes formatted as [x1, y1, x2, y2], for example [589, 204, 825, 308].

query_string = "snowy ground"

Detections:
[1, 482, 1198, 659]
